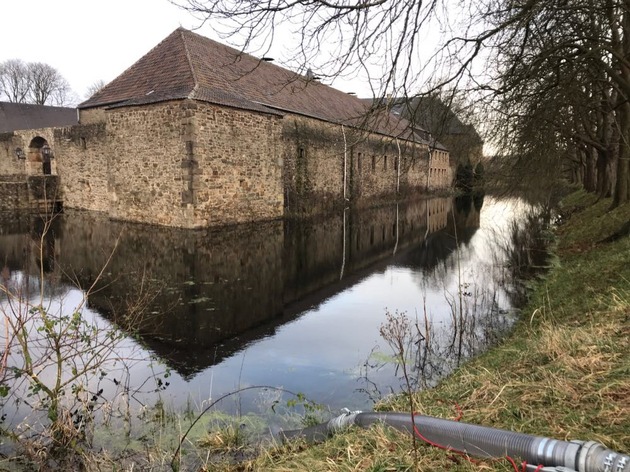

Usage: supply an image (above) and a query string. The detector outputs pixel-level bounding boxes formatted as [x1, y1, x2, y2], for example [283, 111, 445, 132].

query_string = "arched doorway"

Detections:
[28, 136, 53, 175]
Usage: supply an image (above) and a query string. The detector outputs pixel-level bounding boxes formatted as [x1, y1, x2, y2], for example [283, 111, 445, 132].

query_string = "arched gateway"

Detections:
[27, 136, 53, 175]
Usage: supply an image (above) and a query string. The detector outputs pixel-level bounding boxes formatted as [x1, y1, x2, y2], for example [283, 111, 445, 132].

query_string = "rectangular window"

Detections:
[383, 155, 387, 171]
[357, 152, 362, 173]
[371, 155, 376, 171]
[394, 157, 398, 171]
[298, 147, 305, 159]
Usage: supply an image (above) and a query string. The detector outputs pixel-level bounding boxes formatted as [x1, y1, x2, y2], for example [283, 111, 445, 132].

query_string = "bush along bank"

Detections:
[248, 189, 630, 471]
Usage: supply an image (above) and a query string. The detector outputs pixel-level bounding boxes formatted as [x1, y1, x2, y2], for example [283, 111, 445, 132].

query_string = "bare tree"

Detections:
[484, 0, 630, 205]
[28, 62, 71, 105]
[173, 0, 451, 97]
[0, 59, 31, 103]
[85, 79, 106, 99]
[175, 0, 630, 204]
[0, 59, 73, 106]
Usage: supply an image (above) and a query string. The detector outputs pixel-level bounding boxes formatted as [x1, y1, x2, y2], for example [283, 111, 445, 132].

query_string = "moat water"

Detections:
[0, 194, 551, 433]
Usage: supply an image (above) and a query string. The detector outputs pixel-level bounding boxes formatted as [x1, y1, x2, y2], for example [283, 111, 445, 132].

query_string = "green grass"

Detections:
[247, 190, 630, 471]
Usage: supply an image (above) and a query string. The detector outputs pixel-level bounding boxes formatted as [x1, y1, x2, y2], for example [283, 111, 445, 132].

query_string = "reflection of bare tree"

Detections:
[406, 194, 482, 292]
[360, 196, 555, 402]
[360, 285, 513, 402]
[486, 203, 554, 307]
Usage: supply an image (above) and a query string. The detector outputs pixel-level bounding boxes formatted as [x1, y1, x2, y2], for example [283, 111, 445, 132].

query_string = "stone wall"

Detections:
[2, 98, 454, 228]
[281, 114, 436, 216]
[191, 101, 284, 226]
[0, 179, 28, 212]
[428, 149, 452, 190]
[58, 100, 283, 228]
[349, 133, 429, 201]
[104, 102, 195, 226]
[57, 104, 194, 226]
[0, 133, 26, 176]
[54, 122, 109, 213]
[0, 129, 61, 177]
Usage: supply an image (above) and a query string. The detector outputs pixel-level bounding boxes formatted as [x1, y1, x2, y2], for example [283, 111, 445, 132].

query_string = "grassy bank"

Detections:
[246, 190, 630, 471]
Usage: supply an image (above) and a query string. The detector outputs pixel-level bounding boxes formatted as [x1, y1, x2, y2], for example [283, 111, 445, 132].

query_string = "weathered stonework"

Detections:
[0, 133, 25, 176]
[281, 114, 447, 216]
[50, 100, 282, 228]
[0, 178, 28, 212]
[190, 101, 283, 226]
[428, 149, 451, 190]
[2, 98, 454, 228]
[1, 129, 60, 177]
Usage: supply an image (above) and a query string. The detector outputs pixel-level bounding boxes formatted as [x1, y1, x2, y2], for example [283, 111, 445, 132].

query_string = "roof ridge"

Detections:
[180, 29, 200, 98]
[79, 28, 196, 109]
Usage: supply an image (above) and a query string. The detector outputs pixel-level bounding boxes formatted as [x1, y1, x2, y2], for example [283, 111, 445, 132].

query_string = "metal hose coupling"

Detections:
[327, 409, 362, 433]
[576, 440, 630, 472]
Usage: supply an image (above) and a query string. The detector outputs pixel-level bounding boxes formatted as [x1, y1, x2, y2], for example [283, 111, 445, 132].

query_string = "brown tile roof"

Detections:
[0, 102, 77, 133]
[80, 28, 423, 142]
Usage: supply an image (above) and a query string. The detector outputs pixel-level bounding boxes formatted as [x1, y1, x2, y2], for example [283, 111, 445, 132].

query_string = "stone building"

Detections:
[1, 28, 453, 228]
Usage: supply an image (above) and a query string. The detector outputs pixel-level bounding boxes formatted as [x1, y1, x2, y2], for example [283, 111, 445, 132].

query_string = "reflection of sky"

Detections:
[0, 197, 533, 420]
[165, 198, 530, 411]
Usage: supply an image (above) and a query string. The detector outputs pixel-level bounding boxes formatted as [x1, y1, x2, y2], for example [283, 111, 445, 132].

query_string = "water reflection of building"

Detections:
[0, 196, 482, 377]
[399, 194, 483, 274]
[0, 215, 61, 279]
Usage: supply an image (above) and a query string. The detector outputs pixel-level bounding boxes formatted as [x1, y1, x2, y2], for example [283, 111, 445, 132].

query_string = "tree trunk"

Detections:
[613, 100, 630, 207]
[584, 147, 597, 192]
[612, 2, 630, 207]
[596, 148, 612, 198]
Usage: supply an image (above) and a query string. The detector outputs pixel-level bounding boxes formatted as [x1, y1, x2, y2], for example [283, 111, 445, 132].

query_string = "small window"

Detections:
[357, 152, 362, 172]
[371, 155, 376, 171]
[394, 157, 398, 171]
[80, 137, 87, 150]
[383, 155, 387, 171]
[298, 147, 305, 159]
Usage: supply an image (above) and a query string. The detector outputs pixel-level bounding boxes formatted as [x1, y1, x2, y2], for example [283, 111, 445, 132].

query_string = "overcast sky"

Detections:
[0, 0, 374, 104]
